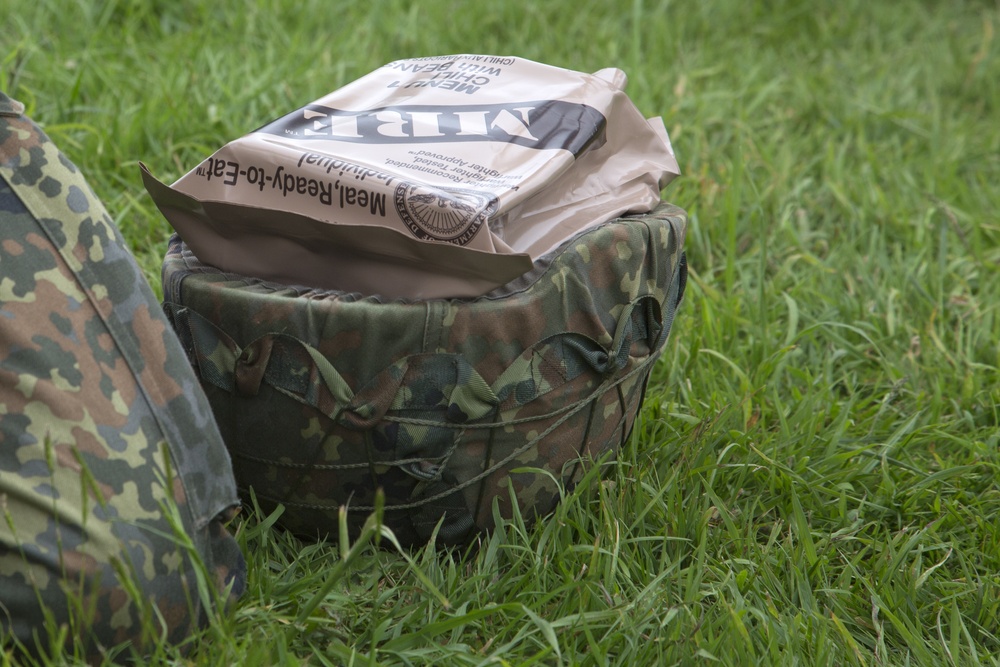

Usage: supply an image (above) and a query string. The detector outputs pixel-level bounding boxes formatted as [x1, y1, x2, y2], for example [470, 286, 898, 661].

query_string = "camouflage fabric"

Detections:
[0, 92, 245, 661]
[162, 201, 687, 547]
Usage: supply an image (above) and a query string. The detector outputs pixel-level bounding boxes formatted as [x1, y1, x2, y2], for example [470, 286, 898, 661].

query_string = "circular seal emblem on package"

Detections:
[394, 183, 497, 245]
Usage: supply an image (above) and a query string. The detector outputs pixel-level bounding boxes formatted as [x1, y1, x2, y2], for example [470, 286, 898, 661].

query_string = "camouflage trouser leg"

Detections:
[0, 93, 245, 660]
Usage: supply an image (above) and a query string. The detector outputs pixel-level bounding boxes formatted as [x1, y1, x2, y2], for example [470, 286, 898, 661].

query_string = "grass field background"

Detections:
[3, 0, 1000, 664]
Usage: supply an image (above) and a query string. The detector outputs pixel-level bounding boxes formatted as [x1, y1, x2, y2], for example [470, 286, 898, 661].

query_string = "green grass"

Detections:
[3, 0, 1000, 664]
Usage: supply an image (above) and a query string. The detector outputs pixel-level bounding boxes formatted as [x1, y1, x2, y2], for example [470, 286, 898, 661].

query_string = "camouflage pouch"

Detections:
[162, 202, 686, 547]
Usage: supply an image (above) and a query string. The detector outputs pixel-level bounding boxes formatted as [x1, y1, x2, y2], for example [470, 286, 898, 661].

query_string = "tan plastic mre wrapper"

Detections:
[143, 54, 679, 299]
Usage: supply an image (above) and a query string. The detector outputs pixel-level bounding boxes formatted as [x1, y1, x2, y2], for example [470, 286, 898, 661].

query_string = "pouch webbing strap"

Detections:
[166, 292, 666, 430]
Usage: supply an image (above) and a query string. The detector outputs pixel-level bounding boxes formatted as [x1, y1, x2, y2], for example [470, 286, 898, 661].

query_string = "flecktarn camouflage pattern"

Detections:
[0, 92, 245, 661]
[163, 202, 686, 547]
